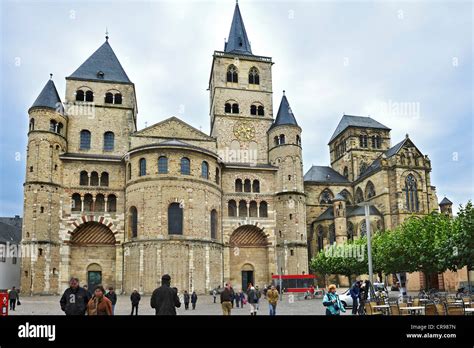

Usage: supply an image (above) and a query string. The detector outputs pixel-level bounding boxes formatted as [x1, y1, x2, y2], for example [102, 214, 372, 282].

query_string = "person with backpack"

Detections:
[247, 284, 259, 315]
[323, 284, 346, 315]
[130, 288, 141, 315]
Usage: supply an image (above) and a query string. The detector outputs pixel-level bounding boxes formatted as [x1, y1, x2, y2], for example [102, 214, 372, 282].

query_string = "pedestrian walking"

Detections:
[184, 291, 190, 310]
[247, 284, 259, 316]
[150, 274, 181, 315]
[191, 291, 198, 310]
[255, 286, 261, 311]
[220, 283, 233, 315]
[323, 284, 346, 315]
[8, 286, 19, 311]
[130, 288, 141, 315]
[60, 277, 90, 316]
[350, 281, 361, 315]
[105, 287, 117, 315]
[212, 289, 217, 303]
[267, 285, 279, 316]
[230, 286, 235, 308]
[87, 285, 113, 315]
[239, 291, 245, 307]
[358, 280, 369, 315]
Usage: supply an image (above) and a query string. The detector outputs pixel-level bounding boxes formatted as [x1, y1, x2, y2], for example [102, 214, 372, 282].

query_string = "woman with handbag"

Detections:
[323, 284, 346, 315]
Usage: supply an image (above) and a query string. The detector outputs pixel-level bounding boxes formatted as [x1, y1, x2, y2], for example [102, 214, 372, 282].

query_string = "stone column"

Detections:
[115, 245, 123, 294]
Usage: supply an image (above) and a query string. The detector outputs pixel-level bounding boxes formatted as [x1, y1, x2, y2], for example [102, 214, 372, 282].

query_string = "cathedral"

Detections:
[21, 3, 455, 295]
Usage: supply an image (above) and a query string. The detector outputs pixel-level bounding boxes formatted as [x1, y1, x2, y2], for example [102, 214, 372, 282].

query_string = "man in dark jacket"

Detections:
[105, 287, 117, 314]
[349, 281, 361, 315]
[191, 291, 198, 310]
[150, 274, 181, 315]
[183, 291, 190, 310]
[60, 277, 90, 316]
[130, 288, 141, 315]
[8, 286, 19, 311]
[220, 283, 233, 315]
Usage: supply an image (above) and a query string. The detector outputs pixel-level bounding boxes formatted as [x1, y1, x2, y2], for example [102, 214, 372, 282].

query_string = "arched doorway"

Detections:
[229, 225, 269, 291]
[70, 222, 117, 289]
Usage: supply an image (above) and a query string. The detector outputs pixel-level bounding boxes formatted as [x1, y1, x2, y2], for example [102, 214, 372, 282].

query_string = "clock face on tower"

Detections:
[233, 121, 256, 141]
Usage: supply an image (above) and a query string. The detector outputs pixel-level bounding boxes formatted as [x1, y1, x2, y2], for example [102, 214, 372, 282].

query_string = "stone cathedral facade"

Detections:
[21, 3, 455, 295]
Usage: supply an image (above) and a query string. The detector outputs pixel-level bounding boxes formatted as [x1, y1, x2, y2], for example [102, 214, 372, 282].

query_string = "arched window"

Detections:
[29, 118, 35, 131]
[359, 162, 368, 175]
[49, 120, 57, 132]
[250, 105, 257, 115]
[226, 64, 238, 83]
[329, 224, 336, 245]
[343, 166, 349, 178]
[252, 180, 260, 193]
[105, 92, 114, 104]
[365, 181, 376, 198]
[360, 220, 367, 237]
[168, 203, 183, 235]
[75, 90, 84, 101]
[228, 200, 237, 217]
[71, 193, 81, 212]
[274, 136, 279, 146]
[138, 158, 146, 176]
[80, 171, 88, 186]
[210, 209, 218, 239]
[57, 122, 63, 135]
[85, 90, 93, 102]
[232, 103, 239, 114]
[103, 131, 114, 151]
[235, 179, 243, 192]
[371, 135, 381, 149]
[225, 103, 231, 113]
[108, 194, 117, 212]
[83, 194, 93, 212]
[95, 194, 105, 212]
[317, 225, 324, 251]
[80, 130, 91, 150]
[248, 67, 259, 85]
[249, 201, 258, 217]
[100, 172, 109, 187]
[238, 200, 247, 217]
[244, 179, 251, 192]
[279, 134, 285, 144]
[158, 156, 168, 174]
[215, 168, 220, 184]
[127, 163, 132, 180]
[404, 174, 419, 212]
[201, 161, 209, 179]
[319, 189, 333, 204]
[259, 201, 268, 217]
[257, 105, 264, 116]
[296, 135, 301, 146]
[129, 206, 138, 238]
[340, 189, 352, 204]
[355, 187, 364, 203]
[180, 157, 190, 175]
[347, 222, 354, 241]
[90, 171, 99, 186]
[114, 93, 122, 104]
[359, 134, 368, 148]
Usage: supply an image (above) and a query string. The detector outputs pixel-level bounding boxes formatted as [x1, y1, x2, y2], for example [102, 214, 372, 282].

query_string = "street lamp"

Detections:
[358, 202, 373, 285]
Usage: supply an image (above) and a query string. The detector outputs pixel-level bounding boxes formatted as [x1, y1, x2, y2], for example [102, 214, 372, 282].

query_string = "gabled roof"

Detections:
[68, 40, 131, 83]
[304, 166, 350, 184]
[30, 79, 62, 112]
[314, 205, 382, 222]
[439, 197, 453, 205]
[269, 93, 298, 130]
[0, 221, 21, 244]
[328, 115, 390, 144]
[224, 3, 253, 55]
[133, 116, 215, 141]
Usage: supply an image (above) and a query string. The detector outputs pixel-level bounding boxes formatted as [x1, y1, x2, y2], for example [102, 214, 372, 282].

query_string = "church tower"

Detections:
[209, 2, 274, 165]
[268, 93, 308, 275]
[22, 76, 67, 294]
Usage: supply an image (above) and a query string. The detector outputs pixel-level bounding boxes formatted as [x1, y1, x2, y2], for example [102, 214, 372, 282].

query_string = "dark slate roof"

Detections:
[224, 3, 253, 55]
[0, 216, 22, 230]
[328, 115, 390, 144]
[384, 138, 407, 158]
[439, 197, 453, 205]
[68, 40, 131, 83]
[304, 166, 350, 184]
[0, 221, 21, 244]
[346, 205, 382, 217]
[333, 193, 346, 201]
[314, 207, 334, 221]
[269, 94, 298, 130]
[30, 79, 62, 111]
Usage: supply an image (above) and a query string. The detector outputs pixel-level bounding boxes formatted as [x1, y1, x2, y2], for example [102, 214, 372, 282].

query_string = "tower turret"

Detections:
[332, 193, 347, 245]
[439, 197, 453, 218]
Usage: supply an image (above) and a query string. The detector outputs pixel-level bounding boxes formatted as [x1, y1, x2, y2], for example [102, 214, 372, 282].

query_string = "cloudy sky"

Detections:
[0, 0, 472, 216]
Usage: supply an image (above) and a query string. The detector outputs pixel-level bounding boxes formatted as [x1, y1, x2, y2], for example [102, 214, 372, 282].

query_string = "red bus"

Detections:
[271, 274, 316, 293]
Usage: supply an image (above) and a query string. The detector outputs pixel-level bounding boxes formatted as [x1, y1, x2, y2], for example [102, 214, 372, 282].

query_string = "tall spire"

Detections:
[270, 92, 299, 129]
[224, 2, 252, 55]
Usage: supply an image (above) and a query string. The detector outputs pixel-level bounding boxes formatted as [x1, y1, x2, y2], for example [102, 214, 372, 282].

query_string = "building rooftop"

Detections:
[270, 93, 298, 130]
[30, 79, 62, 111]
[224, 3, 253, 56]
[328, 115, 390, 144]
[304, 166, 350, 184]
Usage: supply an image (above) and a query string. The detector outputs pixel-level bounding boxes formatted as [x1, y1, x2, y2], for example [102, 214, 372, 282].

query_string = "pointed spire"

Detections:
[439, 197, 453, 206]
[30, 77, 63, 112]
[68, 39, 131, 83]
[224, 2, 252, 55]
[270, 92, 298, 129]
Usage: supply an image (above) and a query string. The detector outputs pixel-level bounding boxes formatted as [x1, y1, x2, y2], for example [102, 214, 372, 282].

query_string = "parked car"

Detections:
[338, 282, 389, 308]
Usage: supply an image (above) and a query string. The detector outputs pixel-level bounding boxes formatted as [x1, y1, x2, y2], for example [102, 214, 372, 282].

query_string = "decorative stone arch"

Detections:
[87, 263, 102, 272]
[400, 170, 424, 187]
[241, 263, 255, 271]
[66, 216, 121, 244]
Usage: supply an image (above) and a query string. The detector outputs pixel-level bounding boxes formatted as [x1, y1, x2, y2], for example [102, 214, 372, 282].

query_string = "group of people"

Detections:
[183, 290, 198, 310]
[219, 283, 280, 316]
[323, 280, 372, 315]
